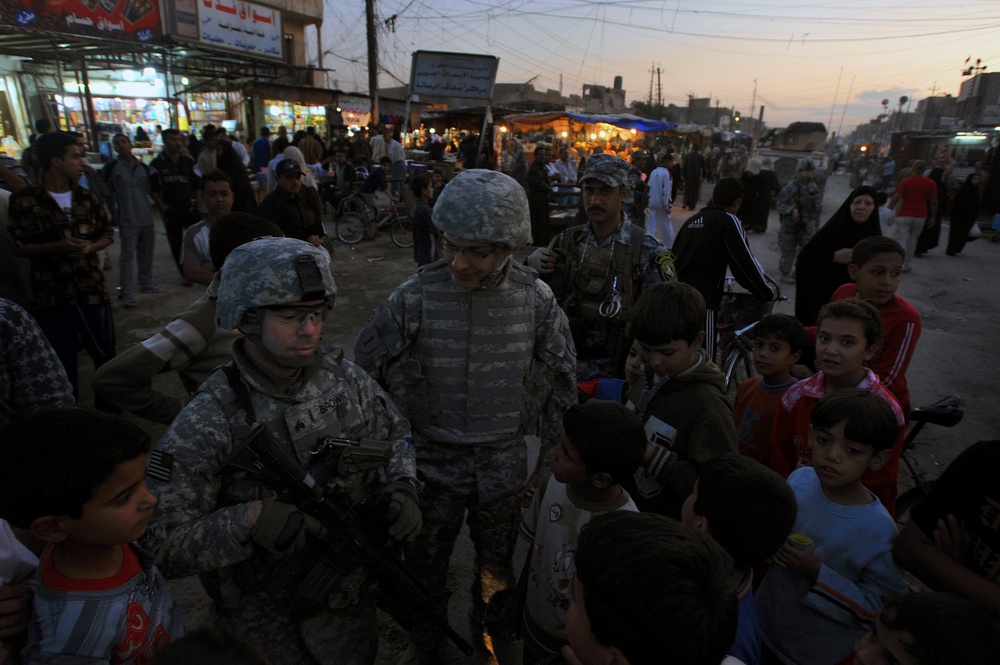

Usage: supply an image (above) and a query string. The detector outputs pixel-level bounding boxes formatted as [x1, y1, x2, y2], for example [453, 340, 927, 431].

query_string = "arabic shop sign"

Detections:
[410, 51, 499, 101]
[1, 0, 162, 44]
[195, 0, 282, 60]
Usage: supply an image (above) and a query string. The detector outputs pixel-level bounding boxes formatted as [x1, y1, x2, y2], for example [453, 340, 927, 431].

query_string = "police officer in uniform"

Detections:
[354, 169, 577, 662]
[144, 237, 419, 665]
[527, 154, 673, 381]
[776, 157, 822, 283]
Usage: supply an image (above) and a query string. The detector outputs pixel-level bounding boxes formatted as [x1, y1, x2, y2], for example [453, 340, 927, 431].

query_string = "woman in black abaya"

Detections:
[946, 173, 981, 256]
[794, 185, 882, 326]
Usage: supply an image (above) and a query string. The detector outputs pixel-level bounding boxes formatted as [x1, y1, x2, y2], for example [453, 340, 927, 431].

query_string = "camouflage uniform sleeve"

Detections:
[776, 181, 798, 215]
[531, 280, 577, 471]
[0, 300, 74, 422]
[352, 275, 421, 383]
[639, 234, 669, 294]
[143, 392, 258, 577]
[340, 360, 416, 482]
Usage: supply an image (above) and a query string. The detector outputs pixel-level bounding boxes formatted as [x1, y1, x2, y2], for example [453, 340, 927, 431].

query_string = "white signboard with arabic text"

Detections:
[198, 0, 282, 60]
[410, 51, 499, 101]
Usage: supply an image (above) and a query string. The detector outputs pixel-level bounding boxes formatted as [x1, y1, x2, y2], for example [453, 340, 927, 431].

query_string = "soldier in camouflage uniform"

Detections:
[776, 157, 822, 283]
[623, 150, 650, 227]
[353, 169, 577, 663]
[527, 154, 674, 381]
[143, 237, 420, 665]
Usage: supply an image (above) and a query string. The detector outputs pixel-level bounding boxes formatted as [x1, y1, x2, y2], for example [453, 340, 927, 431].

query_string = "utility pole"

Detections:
[648, 63, 654, 106]
[656, 67, 662, 108]
[366, 0, 379, 124]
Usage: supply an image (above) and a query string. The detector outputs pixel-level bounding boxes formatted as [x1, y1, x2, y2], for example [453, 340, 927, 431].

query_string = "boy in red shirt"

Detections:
[830, 235, 921, 419]
[733, 314, 804, 465]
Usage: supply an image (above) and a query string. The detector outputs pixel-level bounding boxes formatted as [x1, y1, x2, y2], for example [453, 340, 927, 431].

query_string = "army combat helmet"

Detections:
[432, 169, 532, 249]
[216, 237, 336, 366]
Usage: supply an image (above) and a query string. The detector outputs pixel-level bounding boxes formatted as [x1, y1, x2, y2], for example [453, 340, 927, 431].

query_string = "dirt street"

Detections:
[76, 170, 999, 664]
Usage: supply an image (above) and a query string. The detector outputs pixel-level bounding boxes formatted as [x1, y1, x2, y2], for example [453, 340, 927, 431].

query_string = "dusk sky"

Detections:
[321, 0, 999, 134]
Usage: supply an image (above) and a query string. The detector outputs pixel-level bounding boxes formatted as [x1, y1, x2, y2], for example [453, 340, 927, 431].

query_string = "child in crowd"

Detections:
[734, 315, 805, 464]
[517, 400, 646, 663]
[681, 454, 798, 665]
[757, 390, 908, 665]
[876, 191, 894, 236]
[0, 409, 184, 663]
[893, 439, 1000, 616]
[576, 339, 643, 403]
[561, 511, 738, 665]
[852, 592, 1000, 665]
[830, 236, 921, 419]
[625, 281, 738, 517]
[769, 299, 906, 515]
[409, 174, 440, 267]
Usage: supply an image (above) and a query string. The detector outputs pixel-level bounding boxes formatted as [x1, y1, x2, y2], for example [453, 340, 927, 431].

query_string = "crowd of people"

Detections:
[1, 119, 999, 665]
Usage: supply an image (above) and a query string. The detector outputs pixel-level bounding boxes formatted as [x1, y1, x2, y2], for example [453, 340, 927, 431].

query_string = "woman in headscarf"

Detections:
[266, 146, 317, 194]
[794, 185, 882, 326]
[946, 172, 981, 256]
[915, 166, 949, 256]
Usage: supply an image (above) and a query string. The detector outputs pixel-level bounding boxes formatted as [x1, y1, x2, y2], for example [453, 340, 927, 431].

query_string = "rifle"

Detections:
[219, 423, 474, 656]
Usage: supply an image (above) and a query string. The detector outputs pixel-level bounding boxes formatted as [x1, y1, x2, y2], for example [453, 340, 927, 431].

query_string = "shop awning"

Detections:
[506, 111, 677, 133]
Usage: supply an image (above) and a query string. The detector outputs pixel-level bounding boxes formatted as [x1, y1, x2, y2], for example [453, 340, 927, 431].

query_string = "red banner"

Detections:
[1, 0, 163, 45]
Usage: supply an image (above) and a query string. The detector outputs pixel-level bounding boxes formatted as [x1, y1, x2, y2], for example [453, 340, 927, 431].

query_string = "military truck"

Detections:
[756, 122, 829, 195]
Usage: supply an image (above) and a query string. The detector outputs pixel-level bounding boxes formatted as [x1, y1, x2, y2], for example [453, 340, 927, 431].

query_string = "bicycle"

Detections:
[376, 199, 414, 249]
[715, 274, 783, 393]
[894, 395, 965, 521]
[319, 190, 372, 245]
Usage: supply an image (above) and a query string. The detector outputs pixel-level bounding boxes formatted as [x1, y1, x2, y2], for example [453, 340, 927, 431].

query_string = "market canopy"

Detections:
[504, 111, 677, 133]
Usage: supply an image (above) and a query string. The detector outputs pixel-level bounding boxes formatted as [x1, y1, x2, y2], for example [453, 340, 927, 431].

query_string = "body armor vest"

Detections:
[555, 223, 644, 359]
[402, 264, 537, 445]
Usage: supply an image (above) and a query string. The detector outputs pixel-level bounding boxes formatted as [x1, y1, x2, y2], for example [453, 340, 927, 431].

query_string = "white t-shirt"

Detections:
[48, 190, 72, 212]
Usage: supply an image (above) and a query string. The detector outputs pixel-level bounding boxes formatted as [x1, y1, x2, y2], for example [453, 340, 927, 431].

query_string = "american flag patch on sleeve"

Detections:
[147, 449, 174, 483]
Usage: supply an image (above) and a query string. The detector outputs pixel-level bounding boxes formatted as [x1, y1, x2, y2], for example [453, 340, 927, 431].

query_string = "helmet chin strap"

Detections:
[454, 251, 512, 291]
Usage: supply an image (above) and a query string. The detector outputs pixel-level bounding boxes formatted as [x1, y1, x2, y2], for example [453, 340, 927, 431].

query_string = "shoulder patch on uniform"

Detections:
[147, 449, 174, 483]
[655, 250, 678, 282]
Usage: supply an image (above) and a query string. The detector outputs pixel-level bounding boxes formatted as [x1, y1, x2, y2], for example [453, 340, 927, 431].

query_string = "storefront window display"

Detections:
[0, 76, 30, 156]
[264, 99, 327, 132]
[184, 92, 242, 132]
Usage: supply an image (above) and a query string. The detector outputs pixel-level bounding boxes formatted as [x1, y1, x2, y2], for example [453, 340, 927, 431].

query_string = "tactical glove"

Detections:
[526, 247, 552, 273]
[385, 480, 422, 542]
[251, 499, 326, 555]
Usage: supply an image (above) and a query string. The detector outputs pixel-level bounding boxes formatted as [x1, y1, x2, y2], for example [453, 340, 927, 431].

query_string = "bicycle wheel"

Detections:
[390, 215, 414, 248]
[337, 212, 366, 245]
[722, 343, 755, 393]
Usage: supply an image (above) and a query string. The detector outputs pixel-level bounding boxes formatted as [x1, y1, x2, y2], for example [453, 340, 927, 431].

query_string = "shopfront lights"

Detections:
[143, 66, 156, 78]
[123, 70, 138, 81]
[181, 76, 190, 86]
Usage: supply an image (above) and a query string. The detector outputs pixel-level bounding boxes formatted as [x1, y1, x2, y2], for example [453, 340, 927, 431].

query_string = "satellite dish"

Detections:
[899, 96, 909, 105]
[882, 99, 890, 106]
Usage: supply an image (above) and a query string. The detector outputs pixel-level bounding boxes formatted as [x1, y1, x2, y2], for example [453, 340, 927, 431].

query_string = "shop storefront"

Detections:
[181, 91, 244, 133]
[55, 95, 171, 134]
[263, 99, 327, 132]
[249, 83, 333, 136]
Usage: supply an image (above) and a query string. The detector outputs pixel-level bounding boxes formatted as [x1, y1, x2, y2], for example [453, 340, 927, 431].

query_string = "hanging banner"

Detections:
[1, 0, 163, 44]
